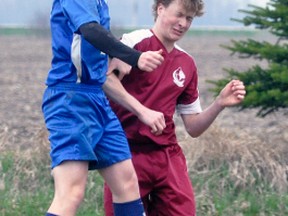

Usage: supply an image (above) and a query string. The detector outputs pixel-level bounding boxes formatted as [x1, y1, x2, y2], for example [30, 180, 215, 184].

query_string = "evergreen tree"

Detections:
[209, 0, 288, 117]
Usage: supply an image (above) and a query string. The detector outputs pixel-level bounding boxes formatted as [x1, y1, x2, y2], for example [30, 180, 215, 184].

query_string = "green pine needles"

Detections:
[209, 0, 288, 117]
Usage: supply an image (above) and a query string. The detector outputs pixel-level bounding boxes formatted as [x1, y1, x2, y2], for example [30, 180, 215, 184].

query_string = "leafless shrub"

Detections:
[178, 123, 288, 193]
[0, 124, 9, 152]
[1, 124, 51, 195]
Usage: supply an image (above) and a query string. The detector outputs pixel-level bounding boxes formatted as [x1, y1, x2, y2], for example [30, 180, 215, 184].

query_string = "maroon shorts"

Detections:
[104, 142, 196, 216]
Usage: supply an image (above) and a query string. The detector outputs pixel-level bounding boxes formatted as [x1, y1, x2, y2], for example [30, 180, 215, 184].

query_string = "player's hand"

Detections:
[216, 80, 246, 108]
[107, 58, 132, 80]
[137, 49, 164, 72]
[138, 107, 166, 136]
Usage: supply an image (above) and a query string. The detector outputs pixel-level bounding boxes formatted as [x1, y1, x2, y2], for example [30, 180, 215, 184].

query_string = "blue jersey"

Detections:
[47, 0, 110, 86]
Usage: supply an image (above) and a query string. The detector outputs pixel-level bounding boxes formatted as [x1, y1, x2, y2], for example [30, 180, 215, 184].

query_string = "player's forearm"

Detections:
[102, 74, 144, 117]
[79, 22, 141, 67]
[183, 99, 224, 137]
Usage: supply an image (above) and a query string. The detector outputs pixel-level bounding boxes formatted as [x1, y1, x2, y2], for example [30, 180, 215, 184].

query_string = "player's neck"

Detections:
[152, 28, 175, 53]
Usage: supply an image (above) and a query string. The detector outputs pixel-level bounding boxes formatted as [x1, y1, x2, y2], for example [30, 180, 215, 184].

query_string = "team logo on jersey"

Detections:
[173, 67, 185, 87]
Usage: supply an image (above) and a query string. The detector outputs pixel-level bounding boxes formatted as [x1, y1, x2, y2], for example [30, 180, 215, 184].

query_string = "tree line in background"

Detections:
[210, 0, 288, 117]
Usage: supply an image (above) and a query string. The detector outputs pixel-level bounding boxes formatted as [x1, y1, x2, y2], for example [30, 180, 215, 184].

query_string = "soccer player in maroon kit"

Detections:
[104, 0, 246, 215]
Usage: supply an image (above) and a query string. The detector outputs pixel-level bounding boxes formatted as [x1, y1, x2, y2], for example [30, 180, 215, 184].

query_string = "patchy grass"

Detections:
[0, 126, 104, 216]
[177, 122, 288, 215]
[186, 27, 260, 38]
[1, 123, 287, 215]
[0, 27, 50, 36]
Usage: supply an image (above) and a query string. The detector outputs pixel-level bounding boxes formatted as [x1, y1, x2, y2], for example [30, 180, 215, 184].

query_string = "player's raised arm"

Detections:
[79, 22, 164, 71]
[181, 80, 246, 138]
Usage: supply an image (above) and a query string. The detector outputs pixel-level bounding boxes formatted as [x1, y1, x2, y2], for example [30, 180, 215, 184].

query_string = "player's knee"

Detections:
[113, 170, 139, 199]
[123, 170, 139, 192]
[70, 186, 85, 206]
[58, 186, 85, 208]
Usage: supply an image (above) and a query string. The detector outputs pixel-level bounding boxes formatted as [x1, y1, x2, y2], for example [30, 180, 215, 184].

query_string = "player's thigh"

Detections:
[52, 161, 89, 195]
[149, 148, 196, 216]
[99, 159, 136, 188]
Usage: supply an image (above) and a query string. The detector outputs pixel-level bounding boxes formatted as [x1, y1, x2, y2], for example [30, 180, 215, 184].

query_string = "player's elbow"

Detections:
[186, 128, 203, 138]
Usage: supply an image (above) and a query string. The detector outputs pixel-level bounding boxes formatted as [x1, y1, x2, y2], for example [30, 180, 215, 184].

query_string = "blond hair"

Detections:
[152, 0, 205, 20]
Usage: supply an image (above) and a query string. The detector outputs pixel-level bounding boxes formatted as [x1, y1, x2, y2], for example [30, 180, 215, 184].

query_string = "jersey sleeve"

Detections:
[60, 0, 101, 32]
[176, 96, 202, 115]
[121, 29, 153, 48]
[176, 66, 202, 115]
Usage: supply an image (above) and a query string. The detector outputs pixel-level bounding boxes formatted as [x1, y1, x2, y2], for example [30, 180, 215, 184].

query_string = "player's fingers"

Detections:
[152, 121, 166, 136]
[118, 73, 125, 80]
[156, 49, 163, 55]
[106, 70, 113, 76]
[150, 125, 158, 134]
[159, 115, 166, 129]
[232, 84, 245, 94]
[232, 80, 244, 88]
[150, 53, 164, 65]
[237, 94, 245, 100]
[145, 50, 164, 65]
[145, 61, 162, 72]
[233, 88, 246, 97]
[151, 129, 162, 136]
[155, 53, 164, 63]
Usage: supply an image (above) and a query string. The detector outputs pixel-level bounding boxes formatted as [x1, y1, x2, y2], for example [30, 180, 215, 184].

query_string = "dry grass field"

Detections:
[1, 31, 286, 155]
[0, 29, 287, 215]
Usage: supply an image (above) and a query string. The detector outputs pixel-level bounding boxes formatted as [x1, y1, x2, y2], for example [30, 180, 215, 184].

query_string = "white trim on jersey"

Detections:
[176, 97, 203, 115]
[71, 34, 82, 83]
[121, 29, 153, 48]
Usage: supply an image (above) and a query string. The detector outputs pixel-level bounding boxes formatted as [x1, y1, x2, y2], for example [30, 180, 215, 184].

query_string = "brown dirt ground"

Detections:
[0, 32, 287, 153]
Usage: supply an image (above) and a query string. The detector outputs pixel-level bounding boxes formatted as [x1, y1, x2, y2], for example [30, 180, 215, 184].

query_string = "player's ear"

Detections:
[157, 3, 165, 15]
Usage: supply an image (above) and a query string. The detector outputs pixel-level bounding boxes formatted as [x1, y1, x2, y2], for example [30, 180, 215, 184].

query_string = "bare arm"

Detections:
[103, 73, 166, 135]
[181, 80, 246, 137]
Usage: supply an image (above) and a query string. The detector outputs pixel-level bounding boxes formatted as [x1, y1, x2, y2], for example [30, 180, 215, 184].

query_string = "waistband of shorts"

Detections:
[128, 139, 161, 152]
[47, 82, 102, 93]
[128, 139, 179, 153]
[128, 139, 181, 155]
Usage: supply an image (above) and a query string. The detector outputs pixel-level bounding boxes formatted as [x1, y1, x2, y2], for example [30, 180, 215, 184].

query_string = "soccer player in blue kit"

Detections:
[42, 0, 166, 216]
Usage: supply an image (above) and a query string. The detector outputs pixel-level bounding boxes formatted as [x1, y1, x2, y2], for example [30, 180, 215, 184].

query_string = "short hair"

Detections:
[152, 0, 205, 20]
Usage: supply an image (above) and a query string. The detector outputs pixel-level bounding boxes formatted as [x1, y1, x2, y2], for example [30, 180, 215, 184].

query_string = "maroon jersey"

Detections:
[111, 29, 202, 146]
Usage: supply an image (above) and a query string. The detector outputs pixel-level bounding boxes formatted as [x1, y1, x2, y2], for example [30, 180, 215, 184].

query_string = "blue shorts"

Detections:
[42, 83, 131, 170]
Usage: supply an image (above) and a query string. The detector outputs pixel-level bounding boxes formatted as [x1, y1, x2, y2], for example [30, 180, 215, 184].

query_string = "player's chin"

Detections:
[169, 31, 181, 39]
[169, 35, 182, 43]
